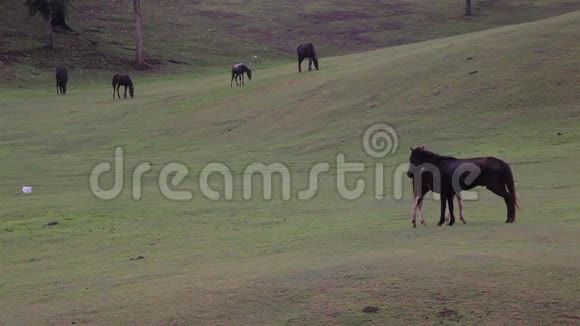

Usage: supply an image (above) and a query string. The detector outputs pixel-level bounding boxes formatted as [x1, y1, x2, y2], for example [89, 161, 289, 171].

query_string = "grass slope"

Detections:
[1, 0, 580, 79]
[1, 11, 580, 325]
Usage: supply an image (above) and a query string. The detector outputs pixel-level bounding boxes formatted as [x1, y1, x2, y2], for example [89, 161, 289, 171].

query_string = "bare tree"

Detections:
[51, 7, 73, 31]
[25, 0, 71, 49]
[465, 0, 473, 17]
[133, 0, 145, 69]
[45, 10, 54, 49]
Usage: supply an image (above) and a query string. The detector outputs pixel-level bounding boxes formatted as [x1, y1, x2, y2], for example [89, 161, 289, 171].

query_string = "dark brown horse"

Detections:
[231, 63, 252, 87]
[55, 66, 68, 95]
[411, 170, 465, 228]
[112, 73, 134, 99]
[407, 146, 518, 226]
[297, 43, 319, 72]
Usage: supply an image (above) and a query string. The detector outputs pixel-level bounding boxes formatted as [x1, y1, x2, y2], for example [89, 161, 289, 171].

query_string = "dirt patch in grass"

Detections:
[438, 308, 457, 318]
[477, 0, 503, 11]
[353, 0, 416, 15]
[361, 306, 380, 313]
[379, 21, 404, 31]
[194, 9, 242, 19]
[301, 11, 374, 23]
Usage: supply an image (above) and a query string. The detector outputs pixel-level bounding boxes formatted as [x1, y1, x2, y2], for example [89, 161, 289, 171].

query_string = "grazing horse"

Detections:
[112, 73, 134, 99]
[410, 169, 465, 228]
[231, 63, 252, 87]
[55, 66, 68, 95]
[297, 43, 319, 72]
[407, 146, 518, 226]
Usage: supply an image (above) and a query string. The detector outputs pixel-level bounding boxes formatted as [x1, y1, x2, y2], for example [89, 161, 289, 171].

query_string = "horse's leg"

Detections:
[410, 180, 418, 228]
[124, 85, 128, 99]
[443, 187, 451, 223]
[418, 187, 428, 226]
[241, 73, 244, 86]
[438, 194, 447, 226]
[457, 194, 466, 224]
[112, 84, 116, 98]
[418, 196, 427, 226]
[298, 57, 304, 72]
[411, 197, 419, 228]
[308, 58, 313, 71]
[487, 182, 515, 223]
[446, 194, 455, 226]
[231, 72, 235, 87]
[116, 85, 121, 99]
[56, 81, 60, 95]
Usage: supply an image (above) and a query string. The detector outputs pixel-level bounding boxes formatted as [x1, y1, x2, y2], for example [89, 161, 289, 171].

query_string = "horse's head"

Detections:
[129, 86, 134, 98]
[246, 68, 252, 81]
[407, 146, 431, 178]
[313, 58, 319, 70]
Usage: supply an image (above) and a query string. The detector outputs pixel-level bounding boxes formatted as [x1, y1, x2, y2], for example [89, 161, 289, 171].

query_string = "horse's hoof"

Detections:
[462, 220, 467, 224]
[413, 224, 417, 228]
[437, 222, 443, 226]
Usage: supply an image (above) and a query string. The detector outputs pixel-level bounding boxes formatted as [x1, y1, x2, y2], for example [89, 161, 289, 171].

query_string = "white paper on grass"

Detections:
[22, 186, 32, 193]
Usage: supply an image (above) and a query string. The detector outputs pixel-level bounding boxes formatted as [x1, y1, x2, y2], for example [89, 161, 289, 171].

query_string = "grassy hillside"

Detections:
[1, 0, 580, 79]
[1, 11, 580, 325]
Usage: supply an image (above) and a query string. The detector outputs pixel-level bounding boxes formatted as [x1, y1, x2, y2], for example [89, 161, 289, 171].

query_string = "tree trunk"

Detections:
[133, 0, 145, 69]
[465, 0, 473, 17]
[45, 15, 54, 49]
[51, 9, 73, 31]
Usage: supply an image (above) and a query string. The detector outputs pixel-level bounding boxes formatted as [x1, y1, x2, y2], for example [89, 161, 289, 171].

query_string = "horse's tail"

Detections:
[502, 160, 518, 209]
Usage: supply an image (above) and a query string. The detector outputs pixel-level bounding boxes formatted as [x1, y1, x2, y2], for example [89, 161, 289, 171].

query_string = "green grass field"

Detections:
[1, 8, 580, 326]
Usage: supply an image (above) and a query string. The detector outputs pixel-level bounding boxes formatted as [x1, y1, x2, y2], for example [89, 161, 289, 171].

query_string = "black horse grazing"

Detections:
[407, 146, 518, 226]
[410, 170, 465, 228]
[112, 73, 134, 99]
[231, 63, 252, 87]
[55, 66, 68, 95]
[297, 43, 319, 72]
